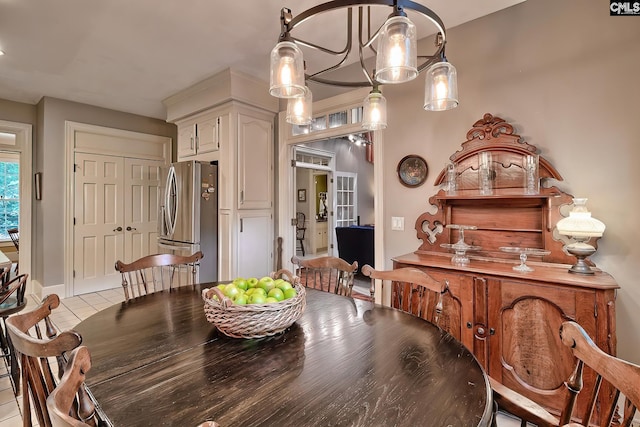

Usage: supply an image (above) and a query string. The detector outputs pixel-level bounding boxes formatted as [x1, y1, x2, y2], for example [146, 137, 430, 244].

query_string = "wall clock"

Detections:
[397, 155, 428, 187]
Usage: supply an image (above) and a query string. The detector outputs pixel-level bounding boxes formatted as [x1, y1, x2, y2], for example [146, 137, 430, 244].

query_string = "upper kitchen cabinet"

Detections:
[237, 111, 273, 210]
[176, 111, 224, 159]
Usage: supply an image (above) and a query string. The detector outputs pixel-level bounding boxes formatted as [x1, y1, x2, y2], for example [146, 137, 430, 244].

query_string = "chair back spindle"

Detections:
[115, 251, 204, 301]
[361, 265, 448, 326]
[6, 294, 86, 427]
[291, 256, 357, 297]
[47, 346, 100, 427]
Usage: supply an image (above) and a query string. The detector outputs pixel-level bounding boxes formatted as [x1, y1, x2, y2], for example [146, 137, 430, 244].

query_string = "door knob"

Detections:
[113, 227, 123, 232]
[126, 226, 137, 231]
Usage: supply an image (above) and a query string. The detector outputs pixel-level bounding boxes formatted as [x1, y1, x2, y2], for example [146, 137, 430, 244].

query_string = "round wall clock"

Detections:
[397, 155, 428, 187]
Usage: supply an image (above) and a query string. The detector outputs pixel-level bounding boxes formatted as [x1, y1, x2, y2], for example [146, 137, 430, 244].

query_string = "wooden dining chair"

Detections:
[0, 272, 28, 394]
[6, 293, 84, 427]
[7, 227, 19, 274]
[490, 320, 640, 427]
[47, 346, 103, 427]
[291, 255, 357, 296]
[115, 251, 204, 301]
[361, 264, 448, 326]
[295, 212, 306, 256]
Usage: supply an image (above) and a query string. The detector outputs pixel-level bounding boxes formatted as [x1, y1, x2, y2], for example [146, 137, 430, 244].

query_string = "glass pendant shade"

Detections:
[269, 41, 306, 98]
[375, 16, 418, 84]
[286, 87, 313, 125]
[362, 90, 387, 130]
[424, 61, 459, 111]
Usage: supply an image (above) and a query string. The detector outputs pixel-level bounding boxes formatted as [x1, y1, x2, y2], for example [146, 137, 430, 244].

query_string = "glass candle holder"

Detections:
[478, 152, 493, 195]
[445, 162, 457, 194]
[523, 154, 539, 194]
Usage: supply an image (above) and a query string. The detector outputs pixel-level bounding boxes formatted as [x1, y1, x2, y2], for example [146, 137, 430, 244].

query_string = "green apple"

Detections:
[257, 276, 276, 293]
[249, 293, 267, 304]
[246, 278, 259, 288]
[265, 297, 279, 303]
[223, 284, 240, 299]
[268, 288, 285, 302]
[276, 281, 293, 292]
[283, 288, 298, 300]
[233, 277, 249, 291]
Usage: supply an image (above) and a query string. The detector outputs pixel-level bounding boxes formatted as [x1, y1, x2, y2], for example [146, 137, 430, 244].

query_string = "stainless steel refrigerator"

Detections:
[158, 160, 217, 282]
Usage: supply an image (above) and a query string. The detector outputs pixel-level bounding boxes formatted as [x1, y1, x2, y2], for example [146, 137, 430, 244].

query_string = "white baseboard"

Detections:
[31, 280, 67, 300]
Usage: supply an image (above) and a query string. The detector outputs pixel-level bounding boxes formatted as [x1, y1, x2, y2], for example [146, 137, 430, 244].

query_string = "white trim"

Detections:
[64, 121, 172, 298]
[277, 88, 384, 283]
[0, 120, 32, 295]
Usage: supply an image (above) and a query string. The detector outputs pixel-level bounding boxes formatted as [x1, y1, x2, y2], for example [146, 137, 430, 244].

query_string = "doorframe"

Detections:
[277, 88, 385, 280]
[64, 121, 171, 297]
[294, 145, 336, 256]
[0, 120, 32, 294]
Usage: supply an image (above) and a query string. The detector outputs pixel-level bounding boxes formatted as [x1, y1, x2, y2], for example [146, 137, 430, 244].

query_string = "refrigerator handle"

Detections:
[165, 166, 178, 237]
[240, 218, 243, 233]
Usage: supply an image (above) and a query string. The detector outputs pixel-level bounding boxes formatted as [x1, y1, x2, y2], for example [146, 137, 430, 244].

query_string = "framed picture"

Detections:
[297, 189, 306, 202]
[397, 155, 428, 187]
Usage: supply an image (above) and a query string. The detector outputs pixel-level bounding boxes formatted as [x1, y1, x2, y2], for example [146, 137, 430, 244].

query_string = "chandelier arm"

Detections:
[287, 8, 352, 56]
[357, 7, 375, 85]
[306, 76, 373, 88]
[285, 0, 446, 40]
[366, 6, 378, 56]
[305, 51, 353, 80]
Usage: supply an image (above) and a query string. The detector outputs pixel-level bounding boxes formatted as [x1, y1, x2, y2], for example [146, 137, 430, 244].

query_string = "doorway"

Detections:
[64, 122, 171, 296]
[294, 146, 335, 258]
[277, 88, 384, 291]
[0, 120, 32, 293]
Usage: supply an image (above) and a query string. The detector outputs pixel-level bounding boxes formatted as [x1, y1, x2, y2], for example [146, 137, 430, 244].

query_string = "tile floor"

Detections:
[0, 287, 521, 427]
[0, 288, 125, 427]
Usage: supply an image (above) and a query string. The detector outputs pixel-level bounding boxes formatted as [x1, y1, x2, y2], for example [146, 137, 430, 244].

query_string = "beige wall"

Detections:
[378, 0, 640, 362]
[34, 97, 177, 289]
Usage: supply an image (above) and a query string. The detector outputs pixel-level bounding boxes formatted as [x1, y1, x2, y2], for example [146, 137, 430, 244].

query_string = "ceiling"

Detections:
[0, 0, 524, 120]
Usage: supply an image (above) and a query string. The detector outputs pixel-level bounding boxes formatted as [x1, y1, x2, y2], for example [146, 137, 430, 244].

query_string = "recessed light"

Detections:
[0, 50, 5, 56]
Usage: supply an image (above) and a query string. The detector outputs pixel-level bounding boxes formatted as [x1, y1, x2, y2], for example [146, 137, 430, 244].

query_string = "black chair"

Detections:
[0, 272, 28, 395]
[295, 212, 306, 256]
[7, 227, 19, 274]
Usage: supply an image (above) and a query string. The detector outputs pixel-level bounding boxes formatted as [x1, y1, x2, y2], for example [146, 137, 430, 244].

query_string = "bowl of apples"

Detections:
[202, 269, 306, 339]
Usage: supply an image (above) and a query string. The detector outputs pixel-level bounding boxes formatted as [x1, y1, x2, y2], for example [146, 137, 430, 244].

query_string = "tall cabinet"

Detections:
[163, 68, 278, 280]
[393, 114, 618, 425]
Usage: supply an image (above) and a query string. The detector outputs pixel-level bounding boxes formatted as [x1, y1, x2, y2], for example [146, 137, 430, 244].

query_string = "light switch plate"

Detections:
[391, 216, 404, 231]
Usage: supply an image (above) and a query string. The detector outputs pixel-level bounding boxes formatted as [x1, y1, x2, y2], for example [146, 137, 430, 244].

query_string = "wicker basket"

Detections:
[202, 270, 306, 339]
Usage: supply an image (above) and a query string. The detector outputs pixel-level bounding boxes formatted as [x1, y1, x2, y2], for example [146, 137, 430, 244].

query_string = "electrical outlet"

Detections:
[391, 216, 404, 231]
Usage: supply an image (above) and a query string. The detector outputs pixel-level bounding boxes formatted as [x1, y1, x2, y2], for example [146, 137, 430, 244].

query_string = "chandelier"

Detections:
[269, 0, 459, 130]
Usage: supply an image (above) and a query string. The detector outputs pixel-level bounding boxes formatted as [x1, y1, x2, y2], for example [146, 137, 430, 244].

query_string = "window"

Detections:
[0, 153, 19, 240]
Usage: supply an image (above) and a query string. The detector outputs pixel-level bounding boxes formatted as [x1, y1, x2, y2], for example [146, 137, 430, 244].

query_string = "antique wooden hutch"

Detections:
[393, 113, 619, 423]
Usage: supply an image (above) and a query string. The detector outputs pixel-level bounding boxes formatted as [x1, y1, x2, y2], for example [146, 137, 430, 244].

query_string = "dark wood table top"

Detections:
[75, 284, 492, 427]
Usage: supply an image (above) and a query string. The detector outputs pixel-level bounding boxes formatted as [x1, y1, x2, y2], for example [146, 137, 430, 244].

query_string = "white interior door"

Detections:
[74, 154, 163, 295]
[123, 158, 162, 262]
[74, 153, 124, 294]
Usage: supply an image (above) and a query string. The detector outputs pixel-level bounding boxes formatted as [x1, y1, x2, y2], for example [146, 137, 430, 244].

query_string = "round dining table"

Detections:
[74, 284, 493, 427]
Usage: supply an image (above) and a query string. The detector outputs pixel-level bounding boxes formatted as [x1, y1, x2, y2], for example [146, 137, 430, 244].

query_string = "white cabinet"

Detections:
[314, 221, 328, 252]
[237, 211, 273, 279]
[163, 69, 278, 281]
[177, 111, 223, 158]
[237, 113, 273, 210]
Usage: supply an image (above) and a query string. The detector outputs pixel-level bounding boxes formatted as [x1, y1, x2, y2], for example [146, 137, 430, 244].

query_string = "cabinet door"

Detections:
[196, 115, 219, 154]
[488, 279, 610, 423]
[237, 113, 272, 209]
[177, 121, 197, 158]
[237, 212, 272, 278]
